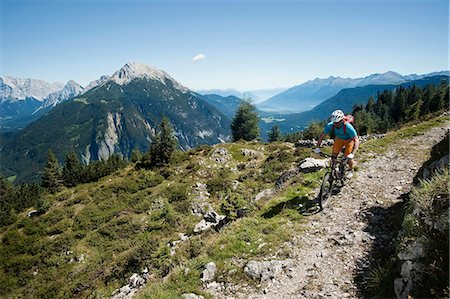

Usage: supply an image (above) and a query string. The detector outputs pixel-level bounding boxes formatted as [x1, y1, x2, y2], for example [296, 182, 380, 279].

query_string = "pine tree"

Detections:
[62, 151, 84, 187]
[268, 125, 281, 142]
[365, 96, 375, 113]
[302, 121, 324, 140]
[130, 147, 142, 163]
[391, 87, 407, 124]
[41, 150, 62, 193]
[231, 100, 260, 141]
[148, 117, 178, 167]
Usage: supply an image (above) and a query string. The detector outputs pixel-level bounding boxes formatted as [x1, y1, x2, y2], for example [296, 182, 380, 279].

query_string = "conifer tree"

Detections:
[231, 99, 260, 141]
[149, 117, 178, 167]
[41, 150, 62, 193]
[268, 125, 282, 142]
[62, 151, 83, 187]
[130, 147, 143, 163]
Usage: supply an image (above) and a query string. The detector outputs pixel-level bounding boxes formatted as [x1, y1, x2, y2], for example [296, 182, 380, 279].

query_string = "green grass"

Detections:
[137, 169, 321, 298]
[4, 116, 446, 299]
[6, 175, 16, 183]
[361, 116, 448, 155]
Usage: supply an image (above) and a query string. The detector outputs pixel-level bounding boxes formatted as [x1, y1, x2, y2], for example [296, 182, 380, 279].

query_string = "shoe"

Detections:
[346, 171, 353, 179]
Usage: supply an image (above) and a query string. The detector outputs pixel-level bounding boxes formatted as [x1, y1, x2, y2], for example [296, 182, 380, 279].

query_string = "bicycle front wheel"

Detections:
[319, 172, 334, 210]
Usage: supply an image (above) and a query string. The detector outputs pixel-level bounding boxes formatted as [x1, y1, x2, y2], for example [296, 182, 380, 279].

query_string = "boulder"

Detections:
[397, 237, 425, 260]
[299, 158, 328, 172]
[201, 262, 217, 282]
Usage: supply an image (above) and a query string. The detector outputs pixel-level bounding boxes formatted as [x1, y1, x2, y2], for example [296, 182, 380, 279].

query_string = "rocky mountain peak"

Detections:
[0, 76, 64, 101]
[109, 62, 189, 92]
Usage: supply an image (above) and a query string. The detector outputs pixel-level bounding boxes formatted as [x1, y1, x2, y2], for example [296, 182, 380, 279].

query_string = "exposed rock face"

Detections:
[98, 112, 122, 160]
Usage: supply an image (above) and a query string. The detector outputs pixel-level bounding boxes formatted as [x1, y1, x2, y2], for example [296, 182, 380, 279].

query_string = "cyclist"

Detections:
[314, 110, 360, 178]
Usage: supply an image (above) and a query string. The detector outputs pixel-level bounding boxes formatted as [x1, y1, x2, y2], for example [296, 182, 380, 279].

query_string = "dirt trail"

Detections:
[220, 123, 449, 299]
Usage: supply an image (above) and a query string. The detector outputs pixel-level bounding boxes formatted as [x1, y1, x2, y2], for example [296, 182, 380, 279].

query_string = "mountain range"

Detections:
[1, 63, 449, 182]
[257, 71, 450, 113]
[1, 77, 84, 131]
[260, 74, 450, 135]
[195, 87, 287, 103]
[0, 62, 231, 182]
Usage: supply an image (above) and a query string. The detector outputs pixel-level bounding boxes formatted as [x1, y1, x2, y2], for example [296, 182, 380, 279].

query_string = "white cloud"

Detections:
[192, 53, 206, 62]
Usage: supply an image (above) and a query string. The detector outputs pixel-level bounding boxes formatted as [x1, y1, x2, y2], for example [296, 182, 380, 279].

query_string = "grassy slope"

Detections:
[0, 140, 320, 298]
[0, 115, 447, 299]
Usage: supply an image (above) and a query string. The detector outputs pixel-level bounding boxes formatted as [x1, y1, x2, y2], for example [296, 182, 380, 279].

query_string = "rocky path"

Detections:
[217, 123, 449, 299]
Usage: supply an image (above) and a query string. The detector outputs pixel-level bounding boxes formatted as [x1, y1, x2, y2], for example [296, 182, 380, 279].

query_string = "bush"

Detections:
[207, 168, 233, 196]
[138, 172, 164, 189]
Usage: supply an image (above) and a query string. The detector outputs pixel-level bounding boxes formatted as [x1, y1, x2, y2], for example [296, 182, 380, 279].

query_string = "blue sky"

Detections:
[1, 0, 448, 90]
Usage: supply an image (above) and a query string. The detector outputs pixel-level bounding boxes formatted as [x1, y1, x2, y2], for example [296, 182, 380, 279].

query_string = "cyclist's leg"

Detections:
[332, 138, 345, 164]
[344, 140, 355, 170]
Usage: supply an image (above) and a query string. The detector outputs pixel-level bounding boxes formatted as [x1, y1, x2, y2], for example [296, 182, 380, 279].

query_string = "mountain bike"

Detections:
[316, 151, 351, 210]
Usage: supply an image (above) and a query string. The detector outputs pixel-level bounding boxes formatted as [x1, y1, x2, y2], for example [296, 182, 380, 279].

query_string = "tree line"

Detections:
[351, 81, 449, 135]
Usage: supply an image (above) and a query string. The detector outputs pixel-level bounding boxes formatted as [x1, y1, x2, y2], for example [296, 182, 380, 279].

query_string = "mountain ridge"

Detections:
[257, 70, 449, 113]
[0, 62, 232, 182]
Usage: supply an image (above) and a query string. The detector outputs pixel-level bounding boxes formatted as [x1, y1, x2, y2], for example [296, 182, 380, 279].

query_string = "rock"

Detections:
[397, 238, 425, 260]
[204, 210, 225, 223]
[241, 149, 262, 158]
[181, 293, 205, 299]
[244, 260, 292, 282]
[27, 210, 39, 217]
[119, 285, 131, 295]
[129, 273, 145, 288]
[194, 219, 214, 233]
[211, 147, 231, 163]
[275, 167, 300, 189]
[394, 277, 413, 299]
[111, 268, 150, 299]
[400, 261, 414, 278]
[201, 262, 217, 282]
[253, 189, 274, 202]
[179, 233, 189, 241]
[422, 154, 449, 179]
[299, 158, 328, 172]
[194, 210, 226, 233]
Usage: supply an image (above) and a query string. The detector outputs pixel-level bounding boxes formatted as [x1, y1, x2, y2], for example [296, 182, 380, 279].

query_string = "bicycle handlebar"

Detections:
[314, 150, 348, 163]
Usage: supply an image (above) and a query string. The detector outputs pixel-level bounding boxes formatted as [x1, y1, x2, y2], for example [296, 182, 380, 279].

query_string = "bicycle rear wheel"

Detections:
[319, 172, 334, 210]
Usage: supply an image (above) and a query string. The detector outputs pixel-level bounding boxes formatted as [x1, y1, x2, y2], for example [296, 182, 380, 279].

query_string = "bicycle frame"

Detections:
[317, 151, 349, 209]
[320, 152, 349, 182]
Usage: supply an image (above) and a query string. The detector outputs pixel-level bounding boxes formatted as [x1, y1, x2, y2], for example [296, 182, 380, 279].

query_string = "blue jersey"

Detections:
[323, 121, 357, 140]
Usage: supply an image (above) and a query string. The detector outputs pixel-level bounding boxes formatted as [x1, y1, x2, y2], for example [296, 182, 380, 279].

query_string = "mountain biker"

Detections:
[314, 110, 360, 178]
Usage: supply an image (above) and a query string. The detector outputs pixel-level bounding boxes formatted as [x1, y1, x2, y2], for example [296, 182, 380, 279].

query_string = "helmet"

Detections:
[330, 110, 344, 123]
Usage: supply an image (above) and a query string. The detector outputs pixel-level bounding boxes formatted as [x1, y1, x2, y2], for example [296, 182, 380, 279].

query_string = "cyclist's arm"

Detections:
[317, 132, 326, 147]
[352, 136, 360, 154]
[317, 123, 332, 147]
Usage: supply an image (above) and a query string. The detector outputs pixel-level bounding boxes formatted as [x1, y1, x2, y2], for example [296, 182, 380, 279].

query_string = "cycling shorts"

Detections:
[332, 137, 355, 157]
